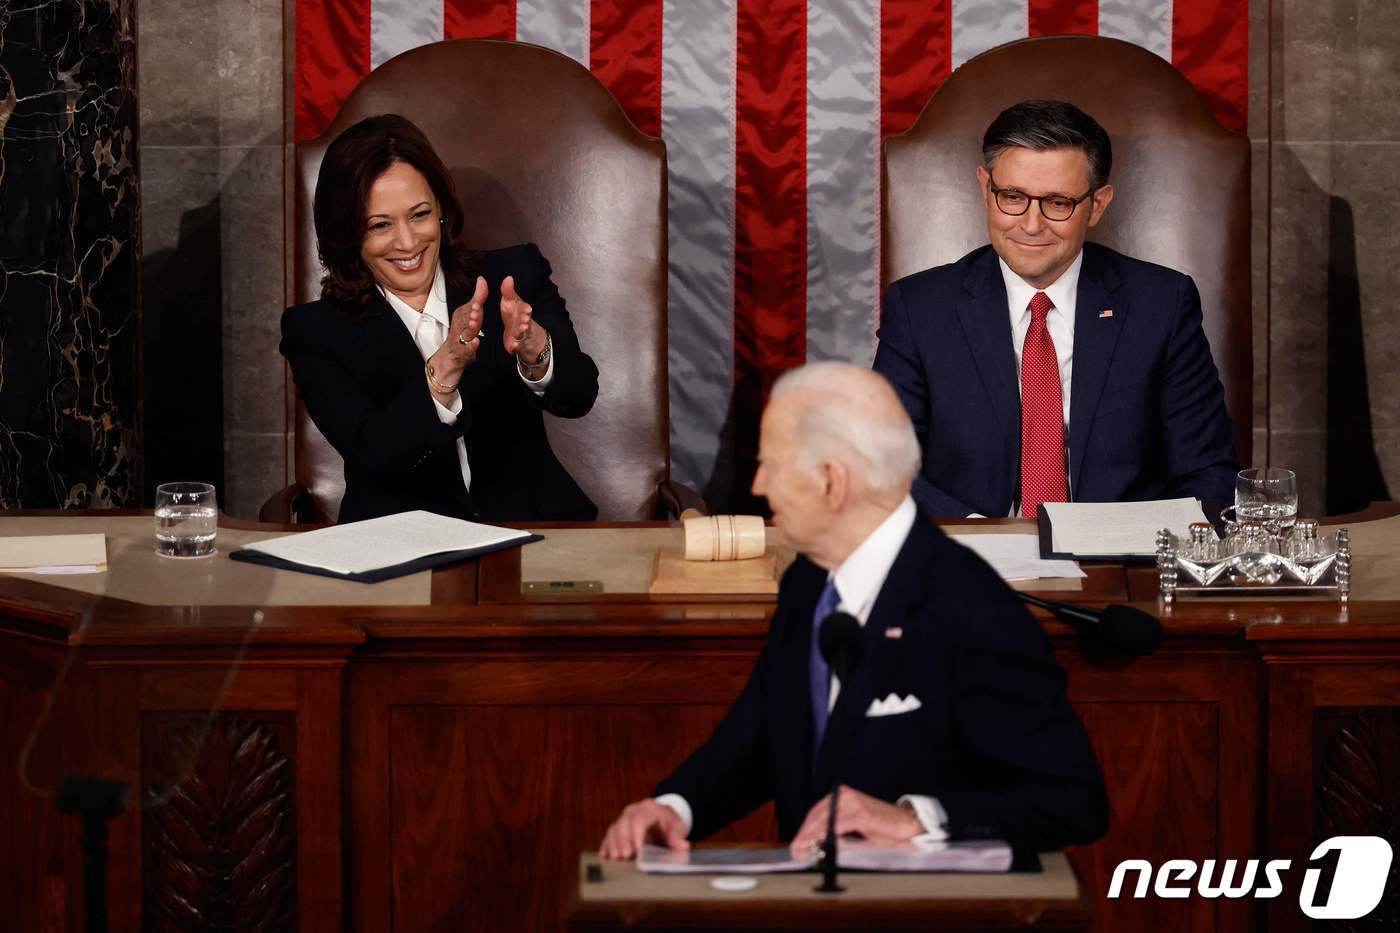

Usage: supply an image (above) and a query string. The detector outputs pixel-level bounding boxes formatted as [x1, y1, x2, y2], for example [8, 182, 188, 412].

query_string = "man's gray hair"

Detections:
[770, 363, 921, 493]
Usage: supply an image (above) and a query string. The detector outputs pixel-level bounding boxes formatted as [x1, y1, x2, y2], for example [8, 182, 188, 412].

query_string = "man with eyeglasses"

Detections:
[874, 99, 1239, 518]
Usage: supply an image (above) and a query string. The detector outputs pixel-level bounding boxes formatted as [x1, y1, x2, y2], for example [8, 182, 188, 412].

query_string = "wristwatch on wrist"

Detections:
[521, 334, 551, 374]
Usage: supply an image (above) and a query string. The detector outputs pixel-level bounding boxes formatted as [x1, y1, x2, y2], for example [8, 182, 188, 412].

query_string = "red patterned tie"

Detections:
[1020, 291, 1067, 517]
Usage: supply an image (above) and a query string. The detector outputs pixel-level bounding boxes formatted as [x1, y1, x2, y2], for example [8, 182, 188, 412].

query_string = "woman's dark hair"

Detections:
[313, 113, 482, 314]
[982, 100, 1113, 190]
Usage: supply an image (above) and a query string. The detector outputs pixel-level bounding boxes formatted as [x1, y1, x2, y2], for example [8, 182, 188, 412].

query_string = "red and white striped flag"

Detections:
[295, 0, 1247, 504]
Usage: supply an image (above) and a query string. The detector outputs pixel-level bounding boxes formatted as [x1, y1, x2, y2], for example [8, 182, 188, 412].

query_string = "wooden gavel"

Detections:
[680, 510, 766, 561]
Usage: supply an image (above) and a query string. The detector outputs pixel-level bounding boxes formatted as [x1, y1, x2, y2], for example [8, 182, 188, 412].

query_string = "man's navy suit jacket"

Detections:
[280, 243, 598, 524]
[654, 517, 1109, 852]
[874, 243, 1239, 518]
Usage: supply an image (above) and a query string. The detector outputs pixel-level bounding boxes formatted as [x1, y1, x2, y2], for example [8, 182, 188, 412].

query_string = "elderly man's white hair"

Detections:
[769, 362, 921, 493]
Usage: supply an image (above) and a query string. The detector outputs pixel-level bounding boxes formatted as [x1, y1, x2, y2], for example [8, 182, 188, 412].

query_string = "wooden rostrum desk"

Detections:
[3, 508, 1399, 932]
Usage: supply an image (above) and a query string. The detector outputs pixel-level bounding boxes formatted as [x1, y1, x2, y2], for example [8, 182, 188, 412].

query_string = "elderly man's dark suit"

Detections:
[874, 242, 1239, 517]
[281, 243, 598, 524]
[654, 517, 1108, 852]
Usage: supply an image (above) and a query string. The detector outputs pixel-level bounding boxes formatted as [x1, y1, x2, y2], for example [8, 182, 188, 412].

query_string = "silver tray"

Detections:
[1156, 522, 1350, 603]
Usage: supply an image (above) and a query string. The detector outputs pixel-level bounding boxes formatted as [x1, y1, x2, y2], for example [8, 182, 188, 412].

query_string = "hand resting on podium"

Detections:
[788, 785, 923, 853]
[599, 799, 689, 860]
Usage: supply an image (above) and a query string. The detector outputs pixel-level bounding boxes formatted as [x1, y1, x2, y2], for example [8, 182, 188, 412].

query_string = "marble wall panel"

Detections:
[1276, 0, 1400, 143]
[1269, 429, 1328, 518]
[1249, 138, 1269, 440]
[139, 0, 284, 517]
[219, 145, 286, 440]
[1247, 0, 1270, 141]
[0, 0, 140, 508]
[1322, 142, 1400, 511]
[140, 146, 225, 498]
[1267, 142, 1331, 437]
[138, 0, 283, 147]
[224, 432, 285, 520]
[1265, 0, 1400, 513]
[1274, 0, 1341, 143]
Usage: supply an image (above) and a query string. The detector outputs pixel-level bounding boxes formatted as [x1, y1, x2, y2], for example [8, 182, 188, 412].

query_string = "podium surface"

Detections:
[566, 851, 1089, 931]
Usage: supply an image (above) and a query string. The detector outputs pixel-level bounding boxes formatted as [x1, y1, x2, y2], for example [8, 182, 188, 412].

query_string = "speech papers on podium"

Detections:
[230, 510, 538, 582]
[1041, 498, 1210, 560]
[637, 839, 1014, 874]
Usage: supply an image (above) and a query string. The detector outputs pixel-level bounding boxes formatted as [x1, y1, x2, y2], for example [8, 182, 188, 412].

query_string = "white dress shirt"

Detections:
[656, 496, 949, 844]
[379, 265, 554, 495]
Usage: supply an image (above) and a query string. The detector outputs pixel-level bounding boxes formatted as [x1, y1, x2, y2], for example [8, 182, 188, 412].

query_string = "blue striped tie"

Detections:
[809, 579, 840, 755]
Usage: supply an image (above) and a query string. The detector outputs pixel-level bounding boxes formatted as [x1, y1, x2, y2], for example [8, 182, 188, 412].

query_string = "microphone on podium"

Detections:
[815, 611, 866, 893]
[1016, 593, 1163, 655]
[819, 611, 866, 687]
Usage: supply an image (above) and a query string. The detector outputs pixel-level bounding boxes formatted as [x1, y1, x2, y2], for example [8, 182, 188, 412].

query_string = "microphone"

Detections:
[819, 611, 866, 684]
[814, 611, 866, 894]
[1017, 593, 1163, 655]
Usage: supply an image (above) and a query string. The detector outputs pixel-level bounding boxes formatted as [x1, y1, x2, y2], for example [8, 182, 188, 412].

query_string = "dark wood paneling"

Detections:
[141, 712, 297, 931]
[384, 702, 775, 932]
[1070, 702, 1220, 933]
[295, 671, 344, 928]
[1314, 708, 1400, 929]
[11, 513, 1400, 933]
[0, 648, 76, 933]
[1265, 666, 1315, 933]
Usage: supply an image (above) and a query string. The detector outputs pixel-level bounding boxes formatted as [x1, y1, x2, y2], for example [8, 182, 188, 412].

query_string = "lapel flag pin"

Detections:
[885, 627, 903, 639]
[1099, 309, 1114, 319]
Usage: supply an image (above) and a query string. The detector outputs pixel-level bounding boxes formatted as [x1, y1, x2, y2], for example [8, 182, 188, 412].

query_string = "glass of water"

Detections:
[1235, 468, 1298, 531]
[154, 482, 219, 558]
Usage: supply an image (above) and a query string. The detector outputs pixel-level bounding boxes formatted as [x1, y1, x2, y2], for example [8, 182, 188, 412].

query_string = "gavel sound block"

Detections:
[648, 512, 782, 595]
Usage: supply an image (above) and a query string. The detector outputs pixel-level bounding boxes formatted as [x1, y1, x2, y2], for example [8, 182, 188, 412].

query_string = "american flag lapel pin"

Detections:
[885, 627, 903, 639]
[1099, 309, 1115, 319]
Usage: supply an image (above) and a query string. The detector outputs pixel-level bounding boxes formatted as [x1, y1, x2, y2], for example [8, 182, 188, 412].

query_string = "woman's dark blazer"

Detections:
[280, 243, 599, 524]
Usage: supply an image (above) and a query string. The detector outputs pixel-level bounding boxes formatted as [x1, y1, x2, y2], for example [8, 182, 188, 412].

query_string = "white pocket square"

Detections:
[866, 693, 923, 718]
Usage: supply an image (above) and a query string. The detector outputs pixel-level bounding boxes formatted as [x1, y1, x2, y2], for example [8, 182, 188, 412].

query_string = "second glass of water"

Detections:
[1235, 468, 1298, 530]
[155, 482, 218, 558]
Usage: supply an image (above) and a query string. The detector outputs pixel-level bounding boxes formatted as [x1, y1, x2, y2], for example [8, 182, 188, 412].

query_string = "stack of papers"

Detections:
[0, 534, 107, 574]
[638, 839, 1014, 874]
[1042, 498, 1209, 559]
[230, 510, 538, 582]
[950, 534, 1085, 582]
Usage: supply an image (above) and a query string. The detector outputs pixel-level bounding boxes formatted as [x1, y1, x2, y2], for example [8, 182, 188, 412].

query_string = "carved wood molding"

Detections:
[142, 714, 296, 932]
[1315, 708, 1400, 930]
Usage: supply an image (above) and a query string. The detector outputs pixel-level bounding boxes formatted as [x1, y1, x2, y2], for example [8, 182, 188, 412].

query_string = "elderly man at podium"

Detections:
[600, 363, 1107, 859]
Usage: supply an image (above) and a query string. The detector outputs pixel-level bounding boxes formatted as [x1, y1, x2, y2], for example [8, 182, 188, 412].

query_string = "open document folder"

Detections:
[230, 510, 539, 582]
[637, 839, 1014, 874]
[1039, 498, 1210, 561]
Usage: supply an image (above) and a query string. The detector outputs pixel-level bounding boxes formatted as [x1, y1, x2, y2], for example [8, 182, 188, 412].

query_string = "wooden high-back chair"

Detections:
[883, 36, 1251, 464]
[265, 39, 700, 522]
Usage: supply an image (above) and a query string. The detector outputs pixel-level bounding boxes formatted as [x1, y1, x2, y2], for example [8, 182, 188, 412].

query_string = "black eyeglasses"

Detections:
[986, 172, 1097, 222]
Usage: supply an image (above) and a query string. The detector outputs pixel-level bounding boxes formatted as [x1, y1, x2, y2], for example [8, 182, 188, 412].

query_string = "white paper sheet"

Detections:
[637, 839, 1014, 874]
[0, 533, 107, 573]
[238, 510, 532, 575]
[950, 534, 1085, 581]
[1044, 498, 1209, 557]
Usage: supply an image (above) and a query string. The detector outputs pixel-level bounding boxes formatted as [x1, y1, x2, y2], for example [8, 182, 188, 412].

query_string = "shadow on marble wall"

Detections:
[141, 192, 225, 506]
[139, 133, 287, 512]
[1323, 188, 1391, 514]
[1271, 146, 1391, 515]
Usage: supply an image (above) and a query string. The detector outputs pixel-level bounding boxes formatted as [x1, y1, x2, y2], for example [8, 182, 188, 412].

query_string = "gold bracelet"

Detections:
[425, 361, 458, 394]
